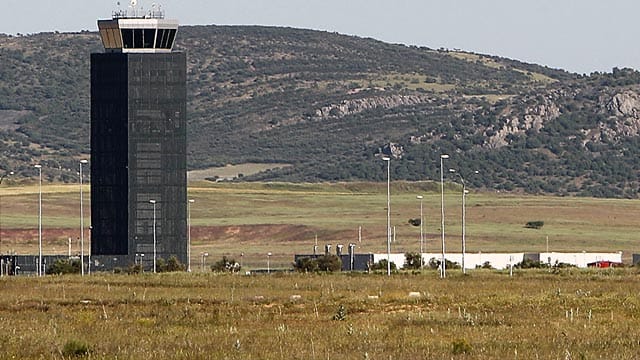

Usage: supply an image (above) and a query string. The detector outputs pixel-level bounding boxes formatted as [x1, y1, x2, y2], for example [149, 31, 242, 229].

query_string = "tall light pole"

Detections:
[267, 252, 272, 273]
[382, 156, 391, 276]
[201, 252, 208, 272]
[34, 164, 42, 277]
[150, 199, 157, 273]
[0, 170, 13, 255]
[79, 159, 88, 276]
[462, 188, 468, 274]
[417, 195, 424, 269]
[449, 169, 477, 275]
[439, 154, 449, 278]
[187, 199, 194, 272]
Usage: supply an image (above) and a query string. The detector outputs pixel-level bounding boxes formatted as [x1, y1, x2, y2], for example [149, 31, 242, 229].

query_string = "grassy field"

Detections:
[1, 270, 640, 359]
[2, 182, 640, 358]
[1, 181, 640, 268]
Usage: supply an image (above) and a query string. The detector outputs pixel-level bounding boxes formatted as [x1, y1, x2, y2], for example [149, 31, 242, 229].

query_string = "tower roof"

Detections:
[98, 2, 178, 53]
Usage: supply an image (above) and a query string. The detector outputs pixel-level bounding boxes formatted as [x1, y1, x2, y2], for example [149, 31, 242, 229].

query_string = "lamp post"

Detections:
[149, 199, 157, 273]
[0, 170, 13, 255]
[267, 252, 272, 273]
[449, 169, 477, 275]
[449, 168, 466, 274]
[439, 154, 449, 278]
[201, 252, 208, 272]
[34, 164, 42, 276]
[416, 195, 424, 269]
[382, 156, 391, 276]
[187, 199, 195, 272]
[79, 159, 88, 276]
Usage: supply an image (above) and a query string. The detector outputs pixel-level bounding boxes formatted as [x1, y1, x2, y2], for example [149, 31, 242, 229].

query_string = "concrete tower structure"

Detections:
[90, 1, 187, 269]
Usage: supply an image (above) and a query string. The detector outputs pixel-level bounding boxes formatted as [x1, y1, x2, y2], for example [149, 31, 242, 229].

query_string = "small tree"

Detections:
[404, 252, 422, 270]
[46, 259, 80, 275]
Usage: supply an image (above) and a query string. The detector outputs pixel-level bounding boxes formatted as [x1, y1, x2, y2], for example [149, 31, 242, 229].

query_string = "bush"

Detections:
[293, 255, 341, 272]
[293, 257, 320, 272]
[46, 259, 80, 275]
[525, 221, 545, 229]
[404, 252, 423, 270]
[317, 255, 342, 272]
[157, 256, 186, 273]
[370, 259, 397, 272]
[211, 256, 241, 273]
[516, 258, 547, 269]
[127, 264, 143, 274]
[428, 258, 461, 270]
[62, 339, 90, 357]
[451, 339, 472, 355]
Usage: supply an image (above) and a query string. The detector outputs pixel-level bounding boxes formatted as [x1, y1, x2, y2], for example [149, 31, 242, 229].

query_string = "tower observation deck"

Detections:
[98, 2, 178, 53]
[91, 1, 187, 271]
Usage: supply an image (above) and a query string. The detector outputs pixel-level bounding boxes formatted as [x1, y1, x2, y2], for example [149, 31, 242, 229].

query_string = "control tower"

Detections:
[91, 1, 187, 269]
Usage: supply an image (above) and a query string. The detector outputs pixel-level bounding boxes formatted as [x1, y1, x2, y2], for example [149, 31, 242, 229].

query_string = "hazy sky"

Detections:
[3, 0, 639, 74]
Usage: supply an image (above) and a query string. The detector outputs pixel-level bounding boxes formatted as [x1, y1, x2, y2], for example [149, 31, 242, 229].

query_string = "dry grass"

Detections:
[1, 269, 640, 359]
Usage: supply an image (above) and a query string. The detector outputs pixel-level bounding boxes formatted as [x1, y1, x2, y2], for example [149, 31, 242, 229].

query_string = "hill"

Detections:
[1, 26, 640, 197]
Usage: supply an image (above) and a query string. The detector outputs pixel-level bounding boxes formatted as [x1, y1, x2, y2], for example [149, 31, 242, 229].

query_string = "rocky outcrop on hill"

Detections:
[485, 101, 561, 149]
[600, 90, 640, 139]
[377, 143, 404, 159]
[605, 90, 640, 118]
[314, 94, 435, 119]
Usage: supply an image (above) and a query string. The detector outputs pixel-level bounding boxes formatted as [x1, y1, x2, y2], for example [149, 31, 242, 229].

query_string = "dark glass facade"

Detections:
[91, 52, 187, 265]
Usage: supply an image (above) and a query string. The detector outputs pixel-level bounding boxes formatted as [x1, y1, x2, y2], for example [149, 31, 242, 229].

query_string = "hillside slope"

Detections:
[0, 26, 639, 197]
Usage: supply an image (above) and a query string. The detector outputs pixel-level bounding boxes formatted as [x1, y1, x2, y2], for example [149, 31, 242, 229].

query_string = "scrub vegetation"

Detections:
[2, 182, 640, 358]
[1, 270, 640, 359]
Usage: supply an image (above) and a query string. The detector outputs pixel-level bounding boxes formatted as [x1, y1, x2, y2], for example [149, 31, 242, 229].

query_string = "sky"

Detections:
[2, 0, 640, 74]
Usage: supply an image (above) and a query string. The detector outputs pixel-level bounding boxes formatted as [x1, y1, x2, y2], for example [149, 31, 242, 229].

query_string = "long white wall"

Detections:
[373, 252, 623, 270]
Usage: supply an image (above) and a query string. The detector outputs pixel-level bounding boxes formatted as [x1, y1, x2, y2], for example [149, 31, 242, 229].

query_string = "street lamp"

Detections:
[34, 164, 42, 276]
[450, 169, 477, 274]
[267, 252, 272, 273]
[187, 199, 195, 272]
[149, 199, 157, 273]
[382, 156, 391, 276]
[201, 252, 209, 272]
[439, 154, 449, 279]
[79, 159, 88, 276]
[416, 195, 424, 269]
[449, 168, 467, 274]
[0, 170, 13, 255]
